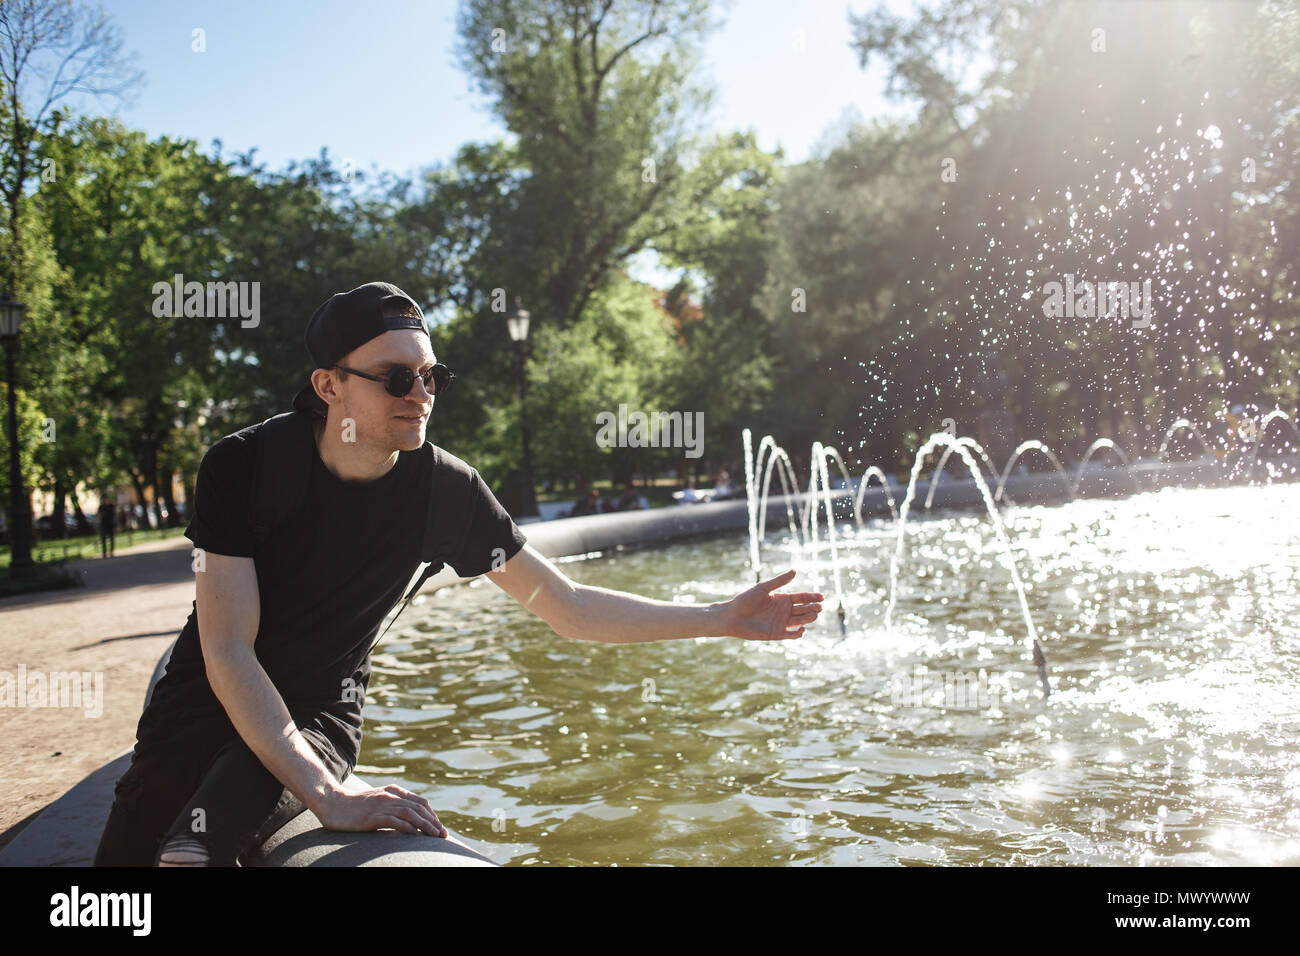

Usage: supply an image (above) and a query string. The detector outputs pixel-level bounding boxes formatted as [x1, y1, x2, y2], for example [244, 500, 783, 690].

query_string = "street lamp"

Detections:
[1, 290, 35, 581]
[507, 298, 539, 519]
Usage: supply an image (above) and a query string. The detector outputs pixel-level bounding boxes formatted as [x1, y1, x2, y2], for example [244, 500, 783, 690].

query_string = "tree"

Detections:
[452, 0, 726, 328]
[0, 0, 143, 292]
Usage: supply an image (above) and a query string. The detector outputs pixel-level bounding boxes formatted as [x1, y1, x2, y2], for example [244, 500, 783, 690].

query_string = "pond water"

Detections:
[359, 482, 1300, 865]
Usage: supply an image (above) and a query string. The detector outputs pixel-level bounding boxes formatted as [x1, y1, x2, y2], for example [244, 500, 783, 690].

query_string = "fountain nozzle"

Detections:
[837, 603, 846, 637]
[1032, 639, 1050, 698]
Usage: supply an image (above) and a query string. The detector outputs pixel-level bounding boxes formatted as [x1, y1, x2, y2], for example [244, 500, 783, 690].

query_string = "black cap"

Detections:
[292, 281, 429, 417]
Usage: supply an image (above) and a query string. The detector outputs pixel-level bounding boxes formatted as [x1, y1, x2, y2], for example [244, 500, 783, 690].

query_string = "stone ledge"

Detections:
[0, 637, 498, 867]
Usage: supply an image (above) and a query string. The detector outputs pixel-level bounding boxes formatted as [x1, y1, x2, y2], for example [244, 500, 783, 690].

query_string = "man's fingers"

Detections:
[758, 569, 797, 592]
[379, 787, 445, 836]
[389, 803, 441, 836]
[380, 814, 420, 834]
[410, 802, 446, 836]
[382, 790, 444, 832]
[398, 798, 444, 835]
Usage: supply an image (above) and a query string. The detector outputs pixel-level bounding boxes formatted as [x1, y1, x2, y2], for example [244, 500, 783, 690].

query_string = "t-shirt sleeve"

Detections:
[444, 467, 528, 578]
[184, 435, 257, 558]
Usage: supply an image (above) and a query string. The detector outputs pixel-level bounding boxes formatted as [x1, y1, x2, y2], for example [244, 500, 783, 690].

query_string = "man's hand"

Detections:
[312, 784, 448, 838]
[720, 569, 824, 641]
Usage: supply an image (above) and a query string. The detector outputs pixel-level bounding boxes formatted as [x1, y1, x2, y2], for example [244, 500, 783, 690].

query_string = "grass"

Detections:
[0, 526, 188, 571]
[0, 558, 82, 597]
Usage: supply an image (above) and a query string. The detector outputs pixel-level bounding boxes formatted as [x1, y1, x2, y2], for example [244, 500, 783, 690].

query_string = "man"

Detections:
[712, 469, 736, 500]
[97, 495, 117, 558]
[570, 486, 601, 515]
[93, 281, 824, 867]
[612, 485, 647, 511]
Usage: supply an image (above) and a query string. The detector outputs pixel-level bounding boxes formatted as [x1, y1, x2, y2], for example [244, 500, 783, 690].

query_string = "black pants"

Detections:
[93, 722, 352, 867]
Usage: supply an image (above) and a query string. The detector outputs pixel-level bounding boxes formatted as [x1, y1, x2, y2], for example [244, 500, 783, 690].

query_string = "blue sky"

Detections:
[73, 0, 914, 284]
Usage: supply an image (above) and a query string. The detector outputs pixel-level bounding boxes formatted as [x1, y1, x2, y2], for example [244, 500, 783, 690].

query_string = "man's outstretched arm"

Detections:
[487, 544, 824, 643]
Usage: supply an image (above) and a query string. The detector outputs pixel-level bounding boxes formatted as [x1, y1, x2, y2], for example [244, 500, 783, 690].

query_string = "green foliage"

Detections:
[749, 0, 1300, 468]
[521, 270, 676, 485]
[452, 0, 722, 328]
[4, 0, 1299, 533]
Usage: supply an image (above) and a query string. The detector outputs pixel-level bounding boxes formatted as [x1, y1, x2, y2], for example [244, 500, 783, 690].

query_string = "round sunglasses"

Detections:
[331, 362, 456, 397]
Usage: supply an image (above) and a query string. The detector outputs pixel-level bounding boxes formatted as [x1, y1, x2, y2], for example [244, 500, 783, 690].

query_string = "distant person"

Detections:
[1224, 404, 1257, 456]
[680, 478, 700, 503]
[98, 498, 117, 558]
[571, 487, 602, 515]
[613, 485, 647, 511]
[713, 469, 735, 500]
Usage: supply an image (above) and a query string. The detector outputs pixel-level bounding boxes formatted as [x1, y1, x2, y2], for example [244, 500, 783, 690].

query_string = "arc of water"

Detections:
[854, 466, 898, 522]
[1156, 418, 1214, 460]
[748, 432, 807, 581]
[1246, 409, 1300, 475]
[749, 431, 907, 589]
[801, 445, 832, 577]
[822, 446, 862, 531]
[744, 429, 761, 581]
[800, 452, 820, 547]
[994, 440, 1073, 505]
[1071, 438, 1137, 497]
[756, 440, 803, 571]
[925, 436, 999, 510]
[812, 443, 848, 636]
[884, 433, 1050, 697]
[1154, 418, 1216, 489]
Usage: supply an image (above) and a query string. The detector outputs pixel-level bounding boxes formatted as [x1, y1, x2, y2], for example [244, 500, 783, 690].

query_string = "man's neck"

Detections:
[312, 415, 399, 483]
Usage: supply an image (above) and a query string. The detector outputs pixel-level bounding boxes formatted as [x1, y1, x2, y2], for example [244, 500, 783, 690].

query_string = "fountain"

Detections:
[741, 409, 1300, 702]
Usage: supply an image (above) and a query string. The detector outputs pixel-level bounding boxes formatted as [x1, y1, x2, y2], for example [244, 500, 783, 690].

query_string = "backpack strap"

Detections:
[368, 443, 479, 652]
[241, 409, 478, 653]
[248, 409, 316, 552]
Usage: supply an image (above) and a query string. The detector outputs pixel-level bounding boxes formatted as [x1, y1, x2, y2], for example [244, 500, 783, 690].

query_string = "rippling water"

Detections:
[360, 483, 1300, 865]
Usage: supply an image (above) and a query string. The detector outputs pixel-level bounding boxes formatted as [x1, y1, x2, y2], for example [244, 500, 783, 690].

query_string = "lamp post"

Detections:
[1, 291, 35, 581]
[507, 298, 539, 519]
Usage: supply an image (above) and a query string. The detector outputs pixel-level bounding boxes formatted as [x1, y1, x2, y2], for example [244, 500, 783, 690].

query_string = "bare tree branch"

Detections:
[0, 0, 142, 285]
[594, 0, 665, 79]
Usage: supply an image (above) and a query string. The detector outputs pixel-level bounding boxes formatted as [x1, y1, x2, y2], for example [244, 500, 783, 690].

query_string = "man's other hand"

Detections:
[314, 784, 448, 837]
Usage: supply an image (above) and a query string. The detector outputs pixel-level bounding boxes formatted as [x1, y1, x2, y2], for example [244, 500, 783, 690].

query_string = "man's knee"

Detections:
[157, 834, 210, 867]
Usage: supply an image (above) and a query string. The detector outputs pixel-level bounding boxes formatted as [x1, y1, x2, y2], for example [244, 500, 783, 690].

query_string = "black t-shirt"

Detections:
[135, 414, 527, 769]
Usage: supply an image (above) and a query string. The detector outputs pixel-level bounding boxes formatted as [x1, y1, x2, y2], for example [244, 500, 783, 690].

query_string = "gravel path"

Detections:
[0, 536, 194, 847]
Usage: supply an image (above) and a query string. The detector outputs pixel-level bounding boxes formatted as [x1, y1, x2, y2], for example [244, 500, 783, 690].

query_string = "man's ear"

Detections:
[310, 367, 339, 406]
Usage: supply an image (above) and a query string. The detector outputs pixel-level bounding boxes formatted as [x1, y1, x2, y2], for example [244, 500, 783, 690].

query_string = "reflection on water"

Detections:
[360, 483, 1300, 865]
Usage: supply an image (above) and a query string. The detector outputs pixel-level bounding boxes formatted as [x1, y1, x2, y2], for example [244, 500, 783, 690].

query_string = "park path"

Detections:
[0, 536, 195, 845]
